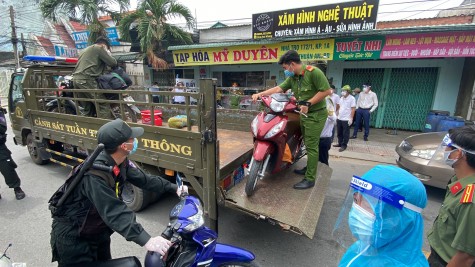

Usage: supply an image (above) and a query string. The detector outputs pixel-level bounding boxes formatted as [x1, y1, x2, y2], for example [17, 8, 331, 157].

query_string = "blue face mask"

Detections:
[348, 202, 375, 245]
[284, 66, 295, 77]
[125, 138, 138, 155]
[444, 149, 459, 167]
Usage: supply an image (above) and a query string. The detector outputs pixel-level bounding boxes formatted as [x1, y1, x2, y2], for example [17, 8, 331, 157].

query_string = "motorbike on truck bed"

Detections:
[7, 59, 332, 239]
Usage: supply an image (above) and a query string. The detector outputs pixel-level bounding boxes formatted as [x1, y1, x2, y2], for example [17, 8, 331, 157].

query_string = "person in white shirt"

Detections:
[333, 85, 356, 152]
[319, 96, 337, 165]
[329, 85, 340, 142]
[172, 82, 186, 104]
[351, 84, 378, 141]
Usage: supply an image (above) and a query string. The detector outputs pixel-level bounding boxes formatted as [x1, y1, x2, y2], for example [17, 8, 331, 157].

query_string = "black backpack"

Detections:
[97, 67, 133, 100]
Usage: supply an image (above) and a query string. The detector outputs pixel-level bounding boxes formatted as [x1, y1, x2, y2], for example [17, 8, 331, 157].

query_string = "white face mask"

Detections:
[342, 91, 348, 97]
[363, 87, 370, 93]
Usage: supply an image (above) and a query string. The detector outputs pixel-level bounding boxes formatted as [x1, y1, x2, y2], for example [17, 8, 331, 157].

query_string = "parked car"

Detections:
[396, 131, 454, 189]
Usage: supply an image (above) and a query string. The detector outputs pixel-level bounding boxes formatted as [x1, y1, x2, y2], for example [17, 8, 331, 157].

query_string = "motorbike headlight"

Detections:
[251, 116, 259, 136]
[264, 121, 285, 139]
[269, 99, 285, 113]
[183, 203, 205, 232]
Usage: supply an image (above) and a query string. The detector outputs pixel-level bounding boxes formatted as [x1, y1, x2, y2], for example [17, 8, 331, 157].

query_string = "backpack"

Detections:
[48, 162, 113, 217]
[97, 67, 133, 100]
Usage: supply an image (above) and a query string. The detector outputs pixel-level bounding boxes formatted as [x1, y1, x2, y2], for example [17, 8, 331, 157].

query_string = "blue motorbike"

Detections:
[145, 175, 260, 267]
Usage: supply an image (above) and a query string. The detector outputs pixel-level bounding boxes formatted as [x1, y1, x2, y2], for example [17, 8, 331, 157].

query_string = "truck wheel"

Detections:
[26, 133, 49, 165]
[122, 181, 154, 211]
[219, 262, 261, 267]
[245, 159, 263, 197]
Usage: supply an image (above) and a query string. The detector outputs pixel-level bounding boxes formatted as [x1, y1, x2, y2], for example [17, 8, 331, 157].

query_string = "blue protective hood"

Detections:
[339, 165, 429, 267]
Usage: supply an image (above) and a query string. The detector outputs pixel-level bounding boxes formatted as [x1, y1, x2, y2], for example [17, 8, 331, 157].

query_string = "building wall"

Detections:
[327, 58, 465, 115]
[454, 58, 475, 120]
[199, 25, 252, 43]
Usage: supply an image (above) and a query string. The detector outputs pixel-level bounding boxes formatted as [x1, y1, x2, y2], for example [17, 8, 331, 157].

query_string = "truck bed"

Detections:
[217, 129, 254, 178]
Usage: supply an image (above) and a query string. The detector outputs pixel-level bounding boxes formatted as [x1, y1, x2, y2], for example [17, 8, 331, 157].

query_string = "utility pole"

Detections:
[10, 5, 19, 69]
[21, 33, 27, 58]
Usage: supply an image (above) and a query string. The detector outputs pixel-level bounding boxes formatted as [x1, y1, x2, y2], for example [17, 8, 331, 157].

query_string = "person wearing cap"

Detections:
[72, 36, 118, 119]
[251, 50, 331, 190]
[427, 126, 475, 267]
[333, 85, 356, 152]
[351, 84, 378, 141]
[50, 119, 185, 266]
[334, 165, 428, 267]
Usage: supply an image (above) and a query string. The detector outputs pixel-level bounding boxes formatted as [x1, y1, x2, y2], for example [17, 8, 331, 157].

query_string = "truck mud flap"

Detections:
[224, 163, 332, 239]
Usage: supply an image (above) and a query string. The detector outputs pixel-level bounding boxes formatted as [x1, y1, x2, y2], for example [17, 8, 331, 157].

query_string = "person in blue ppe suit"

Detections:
[333, 165, 428, 267]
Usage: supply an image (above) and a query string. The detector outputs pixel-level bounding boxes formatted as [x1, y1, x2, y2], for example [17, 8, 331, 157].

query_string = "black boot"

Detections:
[14, 187, 25, 200]
[293, 179, 315, 189]
[294, 167, 307, 175]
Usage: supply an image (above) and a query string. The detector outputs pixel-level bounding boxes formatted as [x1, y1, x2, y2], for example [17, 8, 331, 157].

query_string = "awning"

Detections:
[112, 52, 142, 63]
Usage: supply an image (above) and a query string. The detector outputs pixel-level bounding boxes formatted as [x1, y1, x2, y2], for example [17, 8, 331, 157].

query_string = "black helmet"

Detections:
[144, 251, 165, 267]
[95, 36, 111, 50]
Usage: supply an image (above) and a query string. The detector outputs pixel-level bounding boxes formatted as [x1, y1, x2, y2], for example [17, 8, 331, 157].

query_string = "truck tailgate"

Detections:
[224, 163, 332, 239]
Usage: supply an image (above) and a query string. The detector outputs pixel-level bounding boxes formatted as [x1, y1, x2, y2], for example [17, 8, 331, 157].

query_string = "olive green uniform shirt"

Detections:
[279, 64, 330, 112]
[73, 44, 117, 79]
[428, 175, 475, 262]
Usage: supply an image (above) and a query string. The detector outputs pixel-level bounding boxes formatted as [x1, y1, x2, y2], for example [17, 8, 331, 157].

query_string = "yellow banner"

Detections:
[172, 39, 334, 66]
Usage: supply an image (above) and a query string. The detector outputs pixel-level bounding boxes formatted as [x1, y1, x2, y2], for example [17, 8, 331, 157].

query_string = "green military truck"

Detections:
[7, 62, 331, 238]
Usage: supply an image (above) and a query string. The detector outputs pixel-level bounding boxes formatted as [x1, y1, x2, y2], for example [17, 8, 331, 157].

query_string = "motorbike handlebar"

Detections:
[294, 109, 308, 118]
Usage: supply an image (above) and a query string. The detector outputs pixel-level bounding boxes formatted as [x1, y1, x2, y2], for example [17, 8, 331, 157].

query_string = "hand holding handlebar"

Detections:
[145, 236, 172, 256]
[251, 93, 261, 102]
[176, 185, 188, 198]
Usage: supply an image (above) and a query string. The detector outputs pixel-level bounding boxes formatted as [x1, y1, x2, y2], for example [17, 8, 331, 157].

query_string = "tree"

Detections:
[118, 0, 195, 69]
[40, 0, 130, 44]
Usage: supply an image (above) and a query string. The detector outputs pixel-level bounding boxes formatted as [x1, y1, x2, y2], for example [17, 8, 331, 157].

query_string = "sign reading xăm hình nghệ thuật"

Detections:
[251, 0, 379, 39]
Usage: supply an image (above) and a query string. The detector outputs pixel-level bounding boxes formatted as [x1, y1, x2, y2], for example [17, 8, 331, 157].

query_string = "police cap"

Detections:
[97, 119, 144, 150]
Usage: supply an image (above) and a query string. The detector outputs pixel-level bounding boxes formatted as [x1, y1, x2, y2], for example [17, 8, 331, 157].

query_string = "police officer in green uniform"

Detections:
[73, 36, 117, 119]
[0, 106, 25, 200]
[427, 126, 475, 267]
[252, 50, 331, 189]
[50, 119, 186, 266]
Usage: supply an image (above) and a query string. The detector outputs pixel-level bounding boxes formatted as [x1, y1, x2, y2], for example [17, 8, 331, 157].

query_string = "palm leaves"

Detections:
[118, 0, 195, 69]
[40, 0, 130, 44]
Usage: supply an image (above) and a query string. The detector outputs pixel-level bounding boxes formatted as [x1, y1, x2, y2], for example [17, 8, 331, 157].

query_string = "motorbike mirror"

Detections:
[176, 172, 183, 188]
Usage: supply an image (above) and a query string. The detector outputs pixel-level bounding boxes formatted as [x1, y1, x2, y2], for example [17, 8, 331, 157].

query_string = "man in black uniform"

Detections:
[0, 107, 25, 200]
[50, 119, 185, 266]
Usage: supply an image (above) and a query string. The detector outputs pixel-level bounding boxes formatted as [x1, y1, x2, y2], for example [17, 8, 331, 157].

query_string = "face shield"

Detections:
[333, 175, 424, 256]
[428, 133, 475, 167]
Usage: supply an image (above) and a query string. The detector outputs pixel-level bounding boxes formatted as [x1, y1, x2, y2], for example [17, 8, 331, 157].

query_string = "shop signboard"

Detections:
[172, 39, 335, 66]
[381, 31, 475, 59]
[252, 0, 379, 39]
[54, 45, 78, 57]
[72, 27, 121, 49]
[334, 36, 384, 60]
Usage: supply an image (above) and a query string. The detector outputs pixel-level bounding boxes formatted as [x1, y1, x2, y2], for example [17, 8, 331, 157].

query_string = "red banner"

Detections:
[381, 31, 475, 59]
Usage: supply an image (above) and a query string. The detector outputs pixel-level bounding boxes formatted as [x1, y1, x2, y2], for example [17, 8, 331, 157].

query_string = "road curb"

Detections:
[329, 150, 396, 164]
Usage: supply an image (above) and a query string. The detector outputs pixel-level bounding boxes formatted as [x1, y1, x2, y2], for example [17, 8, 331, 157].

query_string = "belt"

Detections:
[308, 106, 326, 113]
[359, 107, 372, 110]
[428, 247, 448, 266]
[174, 102, 185, 104]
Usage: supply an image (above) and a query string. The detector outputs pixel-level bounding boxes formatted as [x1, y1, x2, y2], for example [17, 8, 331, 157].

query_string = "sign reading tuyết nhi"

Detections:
[252, 0, 379, 39]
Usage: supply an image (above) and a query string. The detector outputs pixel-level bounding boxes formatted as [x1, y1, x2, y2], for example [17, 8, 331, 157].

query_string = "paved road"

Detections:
[0, 129, 446, 267]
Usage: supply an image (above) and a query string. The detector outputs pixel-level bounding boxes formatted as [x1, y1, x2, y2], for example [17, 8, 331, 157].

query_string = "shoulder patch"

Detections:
[450, 181, 463, 195]
[306, 65, 315, 71]
[460, 184, 474, 204]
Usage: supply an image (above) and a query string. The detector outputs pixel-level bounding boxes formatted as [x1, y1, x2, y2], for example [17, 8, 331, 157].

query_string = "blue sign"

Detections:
[54, 45, 78, 57]
[72, 27, 121, 49]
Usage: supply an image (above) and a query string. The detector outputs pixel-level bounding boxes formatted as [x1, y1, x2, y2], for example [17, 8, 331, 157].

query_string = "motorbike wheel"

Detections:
[112, 105, 138, 123]
[245, 159, 264, 197]
[48, 105, 77, 115]
[26, 133, 49, 165]
[219, 262, 261, 267]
